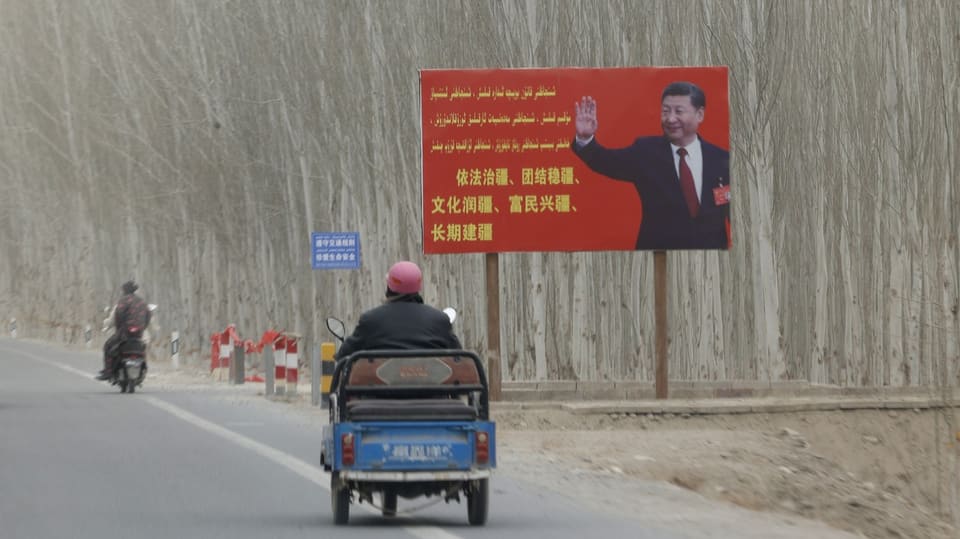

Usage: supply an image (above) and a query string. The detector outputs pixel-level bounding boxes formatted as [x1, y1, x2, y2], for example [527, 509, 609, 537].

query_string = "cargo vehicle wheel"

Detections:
[467, 478, 488, 525]
[331, 472, 350, 525]
[382, 490, 398, 517]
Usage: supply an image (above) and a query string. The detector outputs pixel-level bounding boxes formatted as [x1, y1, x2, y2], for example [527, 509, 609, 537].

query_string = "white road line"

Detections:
[143, 395, 330, 486]
[10, 346, 466, 539]
[139, 397, 467, 539]
[8, 348, 93, 378]
[223, 421, 266, 427]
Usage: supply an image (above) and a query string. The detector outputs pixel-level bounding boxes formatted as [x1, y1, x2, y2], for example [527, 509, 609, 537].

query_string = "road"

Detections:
[0, 337, 682, 539]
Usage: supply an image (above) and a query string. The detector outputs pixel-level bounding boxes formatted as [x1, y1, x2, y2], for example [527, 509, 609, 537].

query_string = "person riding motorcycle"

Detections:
[332, 261, 462, 387]
[96, 280, 152, 381]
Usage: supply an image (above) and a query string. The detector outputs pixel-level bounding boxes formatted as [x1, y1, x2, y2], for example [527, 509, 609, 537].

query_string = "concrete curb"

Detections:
[491, 395, 960, 416]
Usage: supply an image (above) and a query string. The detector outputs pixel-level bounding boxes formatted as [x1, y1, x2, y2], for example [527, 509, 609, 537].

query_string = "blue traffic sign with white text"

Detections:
[312, 232, 361, 269]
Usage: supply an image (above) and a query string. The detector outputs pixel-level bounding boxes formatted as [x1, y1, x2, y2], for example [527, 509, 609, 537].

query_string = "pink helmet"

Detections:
[385, 261, 423, 294]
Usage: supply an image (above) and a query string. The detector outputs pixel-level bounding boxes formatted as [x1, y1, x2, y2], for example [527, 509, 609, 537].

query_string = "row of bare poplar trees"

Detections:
[0, 0, 957, 389]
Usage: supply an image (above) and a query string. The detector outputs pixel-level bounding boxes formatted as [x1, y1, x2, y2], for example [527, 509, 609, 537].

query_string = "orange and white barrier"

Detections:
[273, 336, 286, 396]
[211, 325, 240, 380]
[210, 333, 223, 377]
[285, 337, 299, 395]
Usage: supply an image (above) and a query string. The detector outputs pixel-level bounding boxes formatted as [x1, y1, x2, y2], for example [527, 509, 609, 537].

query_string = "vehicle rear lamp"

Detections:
[341, 433, 355, 466]
[475, 431, 489, 464]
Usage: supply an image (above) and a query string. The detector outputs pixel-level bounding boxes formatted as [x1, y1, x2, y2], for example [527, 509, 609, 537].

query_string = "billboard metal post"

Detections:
[654, 251, 668, 399]
[486, 253, 502, 402]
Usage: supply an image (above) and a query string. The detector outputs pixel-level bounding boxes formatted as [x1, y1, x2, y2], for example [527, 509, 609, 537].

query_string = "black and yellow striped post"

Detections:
[320, 342, 336, 408]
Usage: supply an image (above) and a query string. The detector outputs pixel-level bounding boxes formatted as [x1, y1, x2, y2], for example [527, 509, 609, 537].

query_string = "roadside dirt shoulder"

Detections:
[494, 406, 959, 539]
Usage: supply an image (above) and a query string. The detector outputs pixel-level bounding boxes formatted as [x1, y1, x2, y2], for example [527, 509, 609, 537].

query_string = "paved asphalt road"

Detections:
[1, 337, 683, 539]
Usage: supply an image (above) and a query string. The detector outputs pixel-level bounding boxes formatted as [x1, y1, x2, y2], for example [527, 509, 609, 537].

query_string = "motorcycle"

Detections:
[102, 303, 157, 394]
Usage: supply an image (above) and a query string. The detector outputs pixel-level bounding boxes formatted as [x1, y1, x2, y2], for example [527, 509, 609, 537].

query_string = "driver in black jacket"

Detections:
[333, 261, 461, 385]
[96, 280, 151, 380]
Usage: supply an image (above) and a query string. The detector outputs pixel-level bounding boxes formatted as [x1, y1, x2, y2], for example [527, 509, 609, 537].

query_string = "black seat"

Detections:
[119, 339, 146, 355]
[346, 398, 477, 421]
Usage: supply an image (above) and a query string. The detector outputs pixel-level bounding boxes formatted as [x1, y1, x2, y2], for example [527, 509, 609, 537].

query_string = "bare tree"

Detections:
[0, 0, 956, 395]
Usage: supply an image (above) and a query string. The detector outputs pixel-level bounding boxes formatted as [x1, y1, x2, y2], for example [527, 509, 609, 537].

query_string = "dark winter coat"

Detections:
[114, 293, 151, 339]
[334, 295, 461, 362]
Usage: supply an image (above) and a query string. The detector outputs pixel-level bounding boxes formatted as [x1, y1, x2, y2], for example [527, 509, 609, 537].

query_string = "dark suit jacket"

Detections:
[571, 135, 730, 250]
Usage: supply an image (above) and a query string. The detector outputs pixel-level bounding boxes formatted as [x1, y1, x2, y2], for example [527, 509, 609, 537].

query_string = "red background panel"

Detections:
[420, 67, 729, 254]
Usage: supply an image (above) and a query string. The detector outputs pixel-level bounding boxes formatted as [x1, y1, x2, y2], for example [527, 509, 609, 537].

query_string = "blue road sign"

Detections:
[312, 232, 361, 270]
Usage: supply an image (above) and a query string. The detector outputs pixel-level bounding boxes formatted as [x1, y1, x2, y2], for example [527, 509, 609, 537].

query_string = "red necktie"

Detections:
[677, 148, 699, 218]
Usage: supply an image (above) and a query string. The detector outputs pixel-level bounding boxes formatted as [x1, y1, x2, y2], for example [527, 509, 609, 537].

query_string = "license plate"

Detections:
[386, 443, 453, 462]
[125, 362, 143, 376]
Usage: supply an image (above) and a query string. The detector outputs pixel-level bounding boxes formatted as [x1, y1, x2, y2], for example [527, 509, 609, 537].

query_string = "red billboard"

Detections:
[420, 67, 730, 254]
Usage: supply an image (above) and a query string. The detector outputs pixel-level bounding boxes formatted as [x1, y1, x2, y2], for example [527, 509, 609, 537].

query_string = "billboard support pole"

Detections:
[654, 250, 668, 399]
[485, 252, 502, 402]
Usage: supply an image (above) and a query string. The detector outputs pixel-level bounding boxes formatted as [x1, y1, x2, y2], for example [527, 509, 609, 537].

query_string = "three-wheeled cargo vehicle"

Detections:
[320, 324, 496, 526]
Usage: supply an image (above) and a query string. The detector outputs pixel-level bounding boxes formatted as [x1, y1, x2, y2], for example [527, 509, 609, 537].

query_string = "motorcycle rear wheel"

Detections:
[120, 368, 131, 393]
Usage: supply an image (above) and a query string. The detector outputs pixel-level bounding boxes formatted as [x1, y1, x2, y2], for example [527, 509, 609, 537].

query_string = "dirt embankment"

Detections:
[494, 406, 959, 539]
